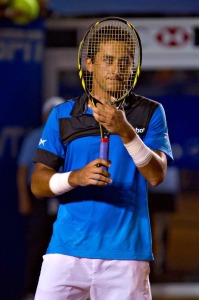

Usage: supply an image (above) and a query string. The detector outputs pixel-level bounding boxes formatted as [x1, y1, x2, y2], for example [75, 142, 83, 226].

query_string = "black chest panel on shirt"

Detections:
[59, 93, 160, 144]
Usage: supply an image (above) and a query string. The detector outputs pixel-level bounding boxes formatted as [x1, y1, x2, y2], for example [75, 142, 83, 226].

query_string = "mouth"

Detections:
[107, 77, 120, 81]
[107, 76, 126, 88]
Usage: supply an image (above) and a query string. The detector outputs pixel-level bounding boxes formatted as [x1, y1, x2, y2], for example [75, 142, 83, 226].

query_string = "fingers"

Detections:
[89, 99, 115, 125]
[89, 167, 112, 186]
[89, 158, 111, 168]
[78, 159, 112, 187]
[93, 95, 110, 106]
[89, 95, 112, 111]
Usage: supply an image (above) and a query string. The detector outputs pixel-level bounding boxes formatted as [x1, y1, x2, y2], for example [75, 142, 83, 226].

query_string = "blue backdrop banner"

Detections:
[0, 19, 44, 299]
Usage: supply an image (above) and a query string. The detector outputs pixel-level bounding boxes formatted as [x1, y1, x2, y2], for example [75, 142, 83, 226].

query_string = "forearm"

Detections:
[31, 159, 112, 198]
[120, 126, 167, 186]
[137, 151, 167, 186]
[119, 122, 137, 144]
[31, 163, 57, 198]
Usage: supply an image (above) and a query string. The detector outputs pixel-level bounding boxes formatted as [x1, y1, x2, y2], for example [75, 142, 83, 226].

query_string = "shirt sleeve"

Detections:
[144, 104, 174, 164]
[33, 108, 65, 170]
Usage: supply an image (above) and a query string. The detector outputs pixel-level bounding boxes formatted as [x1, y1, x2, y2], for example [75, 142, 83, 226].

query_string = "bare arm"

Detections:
[137, 150, 167, 186]
[31, 163, 56, 198]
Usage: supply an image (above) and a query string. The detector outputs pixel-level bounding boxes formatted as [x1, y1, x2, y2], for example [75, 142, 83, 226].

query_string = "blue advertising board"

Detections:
[0, 19, 44, 299]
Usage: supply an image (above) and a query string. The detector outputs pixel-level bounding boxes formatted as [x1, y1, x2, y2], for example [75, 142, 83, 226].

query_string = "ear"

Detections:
[85, 57, 93, 73]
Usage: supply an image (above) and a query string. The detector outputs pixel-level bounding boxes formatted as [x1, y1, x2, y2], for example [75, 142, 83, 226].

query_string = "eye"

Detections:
[119, 57, 130, 68]
[103, 56, 113, 65]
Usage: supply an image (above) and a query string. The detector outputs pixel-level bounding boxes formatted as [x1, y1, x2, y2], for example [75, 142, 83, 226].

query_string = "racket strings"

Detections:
[80, 19, 141, 103]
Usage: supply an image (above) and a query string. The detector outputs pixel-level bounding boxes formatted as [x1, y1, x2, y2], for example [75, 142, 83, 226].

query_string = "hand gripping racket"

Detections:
[78, 16, 142, 169]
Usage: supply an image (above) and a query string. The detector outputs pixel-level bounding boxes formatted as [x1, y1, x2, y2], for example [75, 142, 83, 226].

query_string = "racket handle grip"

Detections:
[100, 138, 109, 170]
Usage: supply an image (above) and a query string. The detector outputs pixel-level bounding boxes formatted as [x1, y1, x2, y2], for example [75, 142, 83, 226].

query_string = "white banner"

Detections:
[129, 18, 199, 69]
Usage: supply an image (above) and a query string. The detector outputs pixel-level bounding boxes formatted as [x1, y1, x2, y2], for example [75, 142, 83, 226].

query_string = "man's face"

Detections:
[86, 40, 134, 100]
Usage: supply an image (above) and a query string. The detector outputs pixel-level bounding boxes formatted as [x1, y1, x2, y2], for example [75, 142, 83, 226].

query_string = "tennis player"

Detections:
[31, 20, 173, 300]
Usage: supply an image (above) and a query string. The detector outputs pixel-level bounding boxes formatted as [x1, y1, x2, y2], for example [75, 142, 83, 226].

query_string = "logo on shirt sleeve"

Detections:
[39, 138, 47, 146]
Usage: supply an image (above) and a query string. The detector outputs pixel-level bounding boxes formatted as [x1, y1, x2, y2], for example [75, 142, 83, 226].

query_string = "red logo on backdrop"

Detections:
[156, 27, 190, 47]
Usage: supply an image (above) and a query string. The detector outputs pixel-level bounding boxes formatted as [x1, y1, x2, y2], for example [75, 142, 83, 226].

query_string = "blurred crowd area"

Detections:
[135, 70, 199, 97]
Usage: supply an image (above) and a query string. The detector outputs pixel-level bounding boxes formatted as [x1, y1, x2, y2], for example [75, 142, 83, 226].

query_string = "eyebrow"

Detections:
[100, 54, 114, 62]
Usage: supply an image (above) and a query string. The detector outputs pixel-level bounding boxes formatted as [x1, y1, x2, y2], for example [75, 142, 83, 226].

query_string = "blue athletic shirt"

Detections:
[34, 95, 173, 261]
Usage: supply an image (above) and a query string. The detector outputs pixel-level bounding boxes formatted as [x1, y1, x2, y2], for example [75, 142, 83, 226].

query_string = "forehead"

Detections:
[97, 40, 132, 56]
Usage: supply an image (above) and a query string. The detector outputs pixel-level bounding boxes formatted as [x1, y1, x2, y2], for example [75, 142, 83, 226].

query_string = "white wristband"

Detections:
[49, 171, 74, 195]
[124, 134, 153, 167]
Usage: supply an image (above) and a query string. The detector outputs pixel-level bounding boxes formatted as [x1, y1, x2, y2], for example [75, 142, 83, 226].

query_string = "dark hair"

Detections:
[87, 25, 134, 62]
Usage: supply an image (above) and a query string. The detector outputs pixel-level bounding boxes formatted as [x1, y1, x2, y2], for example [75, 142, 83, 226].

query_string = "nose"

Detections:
[111, 61, 119, 75]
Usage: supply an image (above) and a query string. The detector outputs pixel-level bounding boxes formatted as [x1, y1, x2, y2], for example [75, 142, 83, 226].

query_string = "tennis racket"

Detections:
[78, 16, 142, 169]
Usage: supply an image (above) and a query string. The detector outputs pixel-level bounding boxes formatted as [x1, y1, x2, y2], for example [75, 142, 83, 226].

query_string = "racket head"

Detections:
[78, 16, 142, 105]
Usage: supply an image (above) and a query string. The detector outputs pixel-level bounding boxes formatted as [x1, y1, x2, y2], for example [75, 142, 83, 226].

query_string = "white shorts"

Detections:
[35, 254, 152, 300]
